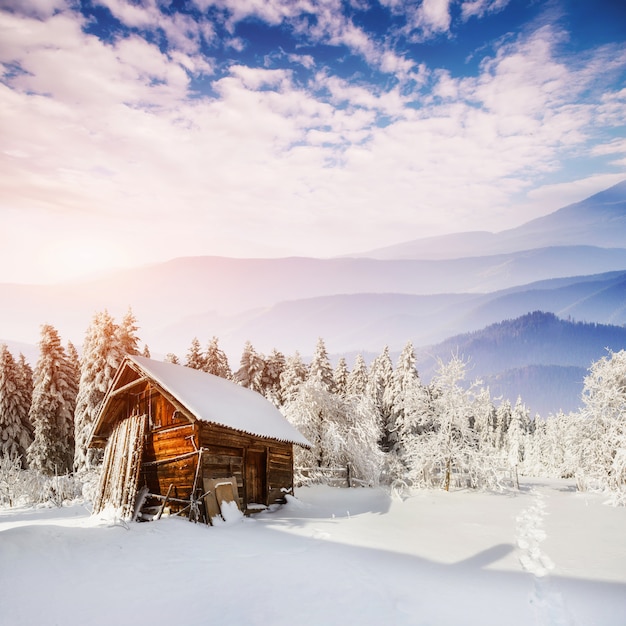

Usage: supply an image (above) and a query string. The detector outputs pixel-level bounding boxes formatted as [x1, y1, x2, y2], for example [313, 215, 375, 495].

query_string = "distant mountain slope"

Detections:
[2, 247, 626, 356]
[414, 312, 626, 415]
[481, 365, 587, 416]
[356, 180, 626, 259]
[151, 270, 625, 360]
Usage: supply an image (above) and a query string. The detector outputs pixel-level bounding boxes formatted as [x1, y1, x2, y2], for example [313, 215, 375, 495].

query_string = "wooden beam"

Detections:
[109, 377, 148, 398]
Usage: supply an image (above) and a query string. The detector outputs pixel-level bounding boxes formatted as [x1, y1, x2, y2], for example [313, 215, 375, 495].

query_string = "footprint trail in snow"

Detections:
[515, 489, 573, 626]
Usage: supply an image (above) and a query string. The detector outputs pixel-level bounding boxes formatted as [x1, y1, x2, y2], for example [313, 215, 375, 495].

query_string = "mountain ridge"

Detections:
[353, 179, 626, 260]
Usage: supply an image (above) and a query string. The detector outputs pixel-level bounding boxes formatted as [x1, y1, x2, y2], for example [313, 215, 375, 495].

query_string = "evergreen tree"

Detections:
[28, 325, 77, 475]
[382, 341, 420, 454]
[263, 348, 286, 405]
[73, 311, 125, 474]
[66, 341, 81, 382]
[16, 353, 33, 411]
[507, 397, 530, 470]
[118, 307, 141, 356]
[308, 338, 334, 392]
[164, 352, 180, 364]
[142, 344, 151, 358]
[347, 354, 368, 397]
[234, 341, 265, 393]
[0, 345, 32, 466]
[279, 351, 309, 405]
[185, 337, 206, 370]
[494, 400, 512, 450]
[367, 346, 394, 452]
[333, 357, 349, 397]
[204, 336, 232, 379]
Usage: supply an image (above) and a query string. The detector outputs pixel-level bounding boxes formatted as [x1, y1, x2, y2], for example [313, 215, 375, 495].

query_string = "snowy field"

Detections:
[1, 479, 625, 626]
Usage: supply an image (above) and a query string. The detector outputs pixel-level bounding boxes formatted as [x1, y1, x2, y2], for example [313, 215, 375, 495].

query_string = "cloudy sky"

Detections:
[1, 0, 625, 283]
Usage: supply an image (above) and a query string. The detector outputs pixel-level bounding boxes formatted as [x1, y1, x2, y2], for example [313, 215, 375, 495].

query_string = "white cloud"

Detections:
[96, 0, 216, 54]
[461, 0, 510, 21]
[0, 0, 69, 18]
[402, 0, 452, 41]
[591, 138, 626, 157]
[1, 5, 626, 283]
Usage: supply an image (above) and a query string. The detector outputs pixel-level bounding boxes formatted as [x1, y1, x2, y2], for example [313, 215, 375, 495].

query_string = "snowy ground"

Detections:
[1, 478, 625, 626]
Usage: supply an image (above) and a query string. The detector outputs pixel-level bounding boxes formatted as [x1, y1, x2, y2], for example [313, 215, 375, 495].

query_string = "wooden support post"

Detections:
[155, 483, 174, 520]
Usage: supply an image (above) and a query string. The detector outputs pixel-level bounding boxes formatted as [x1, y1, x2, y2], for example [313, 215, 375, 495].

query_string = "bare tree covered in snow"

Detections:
[576, 349, 626, 498]
[400, 355, 506, 491]
[282, 378, 384, 486]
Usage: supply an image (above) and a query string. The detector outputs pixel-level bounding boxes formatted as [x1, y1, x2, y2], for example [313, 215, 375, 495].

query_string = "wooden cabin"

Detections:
[88, 355, 310, 522]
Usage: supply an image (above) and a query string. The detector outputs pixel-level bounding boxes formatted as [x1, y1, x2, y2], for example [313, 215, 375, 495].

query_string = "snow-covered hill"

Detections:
[354, 179, 626, 259]
[1, 481, 624, 626]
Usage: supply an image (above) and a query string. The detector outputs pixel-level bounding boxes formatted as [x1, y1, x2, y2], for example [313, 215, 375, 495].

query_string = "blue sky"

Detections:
[1, 0, 625, 283]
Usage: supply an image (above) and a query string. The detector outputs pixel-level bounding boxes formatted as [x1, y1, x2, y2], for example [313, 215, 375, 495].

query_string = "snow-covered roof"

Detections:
[126, 355, 310, 447]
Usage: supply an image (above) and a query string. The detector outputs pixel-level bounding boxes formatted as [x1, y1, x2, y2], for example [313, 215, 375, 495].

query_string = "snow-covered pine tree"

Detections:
[0, 344, 32, 466]
[308, 338, 334, 392]
[204, 336, 232, 379]
[66, 341, 81, 383]
[367, 346, 394, 452]
[506, 397, 530, 472]
[118, 307, 141, 356]
[28, 324, 78, 475]
[382, 341, 420, 455]
[234, 341, 265, 393]
[472, 387, 497, 453]
[16, 353, 33, 409]
[73, 310, 125, 474]
[185, 337, 207, 370]
[263, 349, 286, 405]
[164, 353, 180, 364]
[392, 366, 432, 485]
[279, 351, 309, 406]
[16, 353, 34, 443]
[333, 357, 349, 398]
[347, 354, 368, 397]
[142, 344, 151, 358]
[494, 400, 512, 451]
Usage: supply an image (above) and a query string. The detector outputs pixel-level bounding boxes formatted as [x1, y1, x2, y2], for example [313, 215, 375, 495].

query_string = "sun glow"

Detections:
[39, 239, 130, 284]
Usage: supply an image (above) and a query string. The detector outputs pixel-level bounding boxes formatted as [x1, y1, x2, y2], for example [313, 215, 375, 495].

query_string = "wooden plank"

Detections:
[203, 476, 240, 522]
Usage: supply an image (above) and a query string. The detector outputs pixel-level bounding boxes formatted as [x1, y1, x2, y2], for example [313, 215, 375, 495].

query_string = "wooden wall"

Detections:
[135, 387, 296, 515]
[198, 422, 294, 510]
[140, 422, 198, 505]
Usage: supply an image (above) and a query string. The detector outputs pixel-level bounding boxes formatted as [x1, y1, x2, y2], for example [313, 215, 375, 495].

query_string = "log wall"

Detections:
[140, 422, 198, 504]
[198, 422, 294, 509]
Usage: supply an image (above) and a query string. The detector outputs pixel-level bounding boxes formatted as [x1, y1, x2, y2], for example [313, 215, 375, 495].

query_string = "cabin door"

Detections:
[245, 449, 267, 506]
